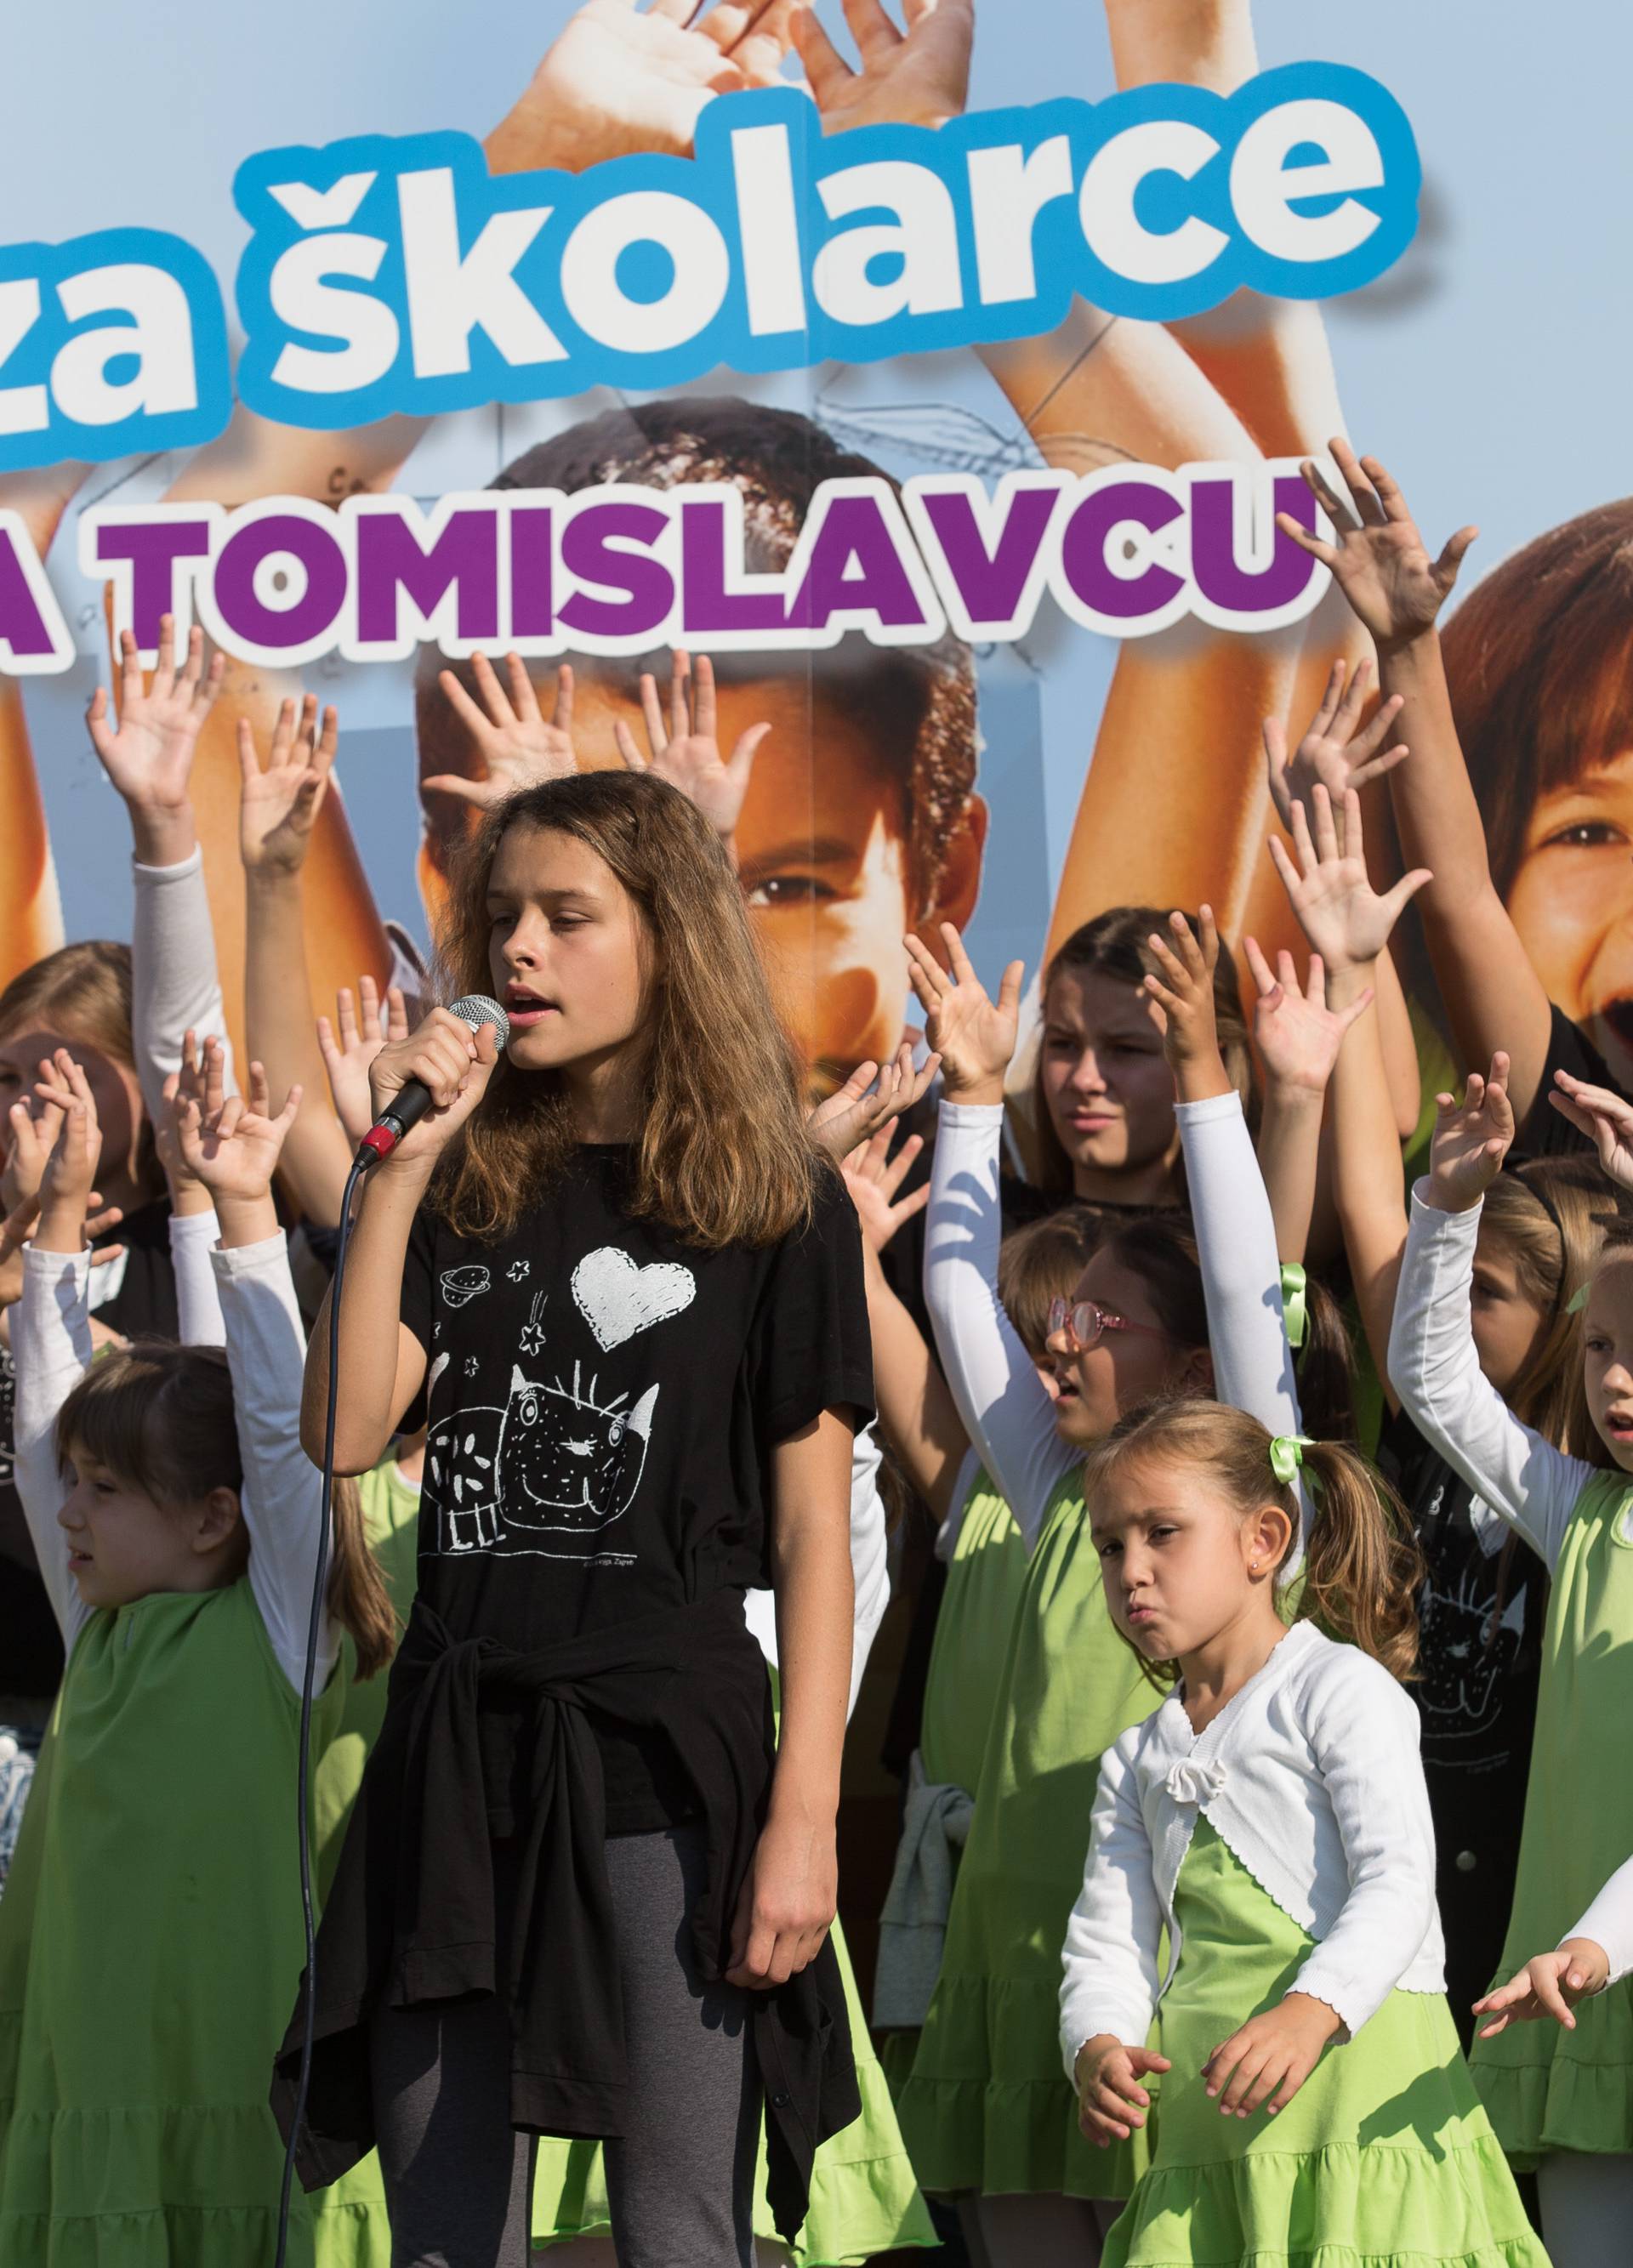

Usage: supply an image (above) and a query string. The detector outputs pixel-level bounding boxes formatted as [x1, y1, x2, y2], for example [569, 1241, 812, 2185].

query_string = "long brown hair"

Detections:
[1482, 1157, 1609, 1462]
[1084, 1397, 1425, 1681]
[1032, 908, 1256, 1197]
[56, 1341, 397, 1679]
[432, 770, 816, 1249]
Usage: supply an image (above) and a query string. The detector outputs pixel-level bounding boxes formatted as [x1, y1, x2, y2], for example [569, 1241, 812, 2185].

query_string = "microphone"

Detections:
[356, 993, 511, 1167]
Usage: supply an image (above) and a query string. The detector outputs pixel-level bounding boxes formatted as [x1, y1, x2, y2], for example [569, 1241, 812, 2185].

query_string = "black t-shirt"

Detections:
[0, 1197, 178, 1702]
[1516, 1006, 1625, 1160]
[1376, 1405, 1546, 2029]
[399, 1149, 873, 1833]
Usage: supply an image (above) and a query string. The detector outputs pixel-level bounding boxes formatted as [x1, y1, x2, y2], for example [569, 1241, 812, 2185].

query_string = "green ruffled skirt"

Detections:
[1103, 1817, 1546, 2268]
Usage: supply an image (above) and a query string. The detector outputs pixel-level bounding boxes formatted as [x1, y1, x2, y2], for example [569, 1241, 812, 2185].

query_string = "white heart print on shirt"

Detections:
[572, 1246, 696, 1351]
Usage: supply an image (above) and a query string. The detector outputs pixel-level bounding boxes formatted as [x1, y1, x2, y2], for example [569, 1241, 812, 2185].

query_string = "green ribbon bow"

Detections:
[1268, 1433, 1312, 1487]
[1279, 1262, 1308, 1351]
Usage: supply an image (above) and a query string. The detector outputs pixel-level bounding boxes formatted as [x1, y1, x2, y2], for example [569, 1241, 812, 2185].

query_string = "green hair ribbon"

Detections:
[1279, 1262, 1308, 1351]
[1268, 1433, 1312, 1487]
[1567, 1283, 1590, 1317]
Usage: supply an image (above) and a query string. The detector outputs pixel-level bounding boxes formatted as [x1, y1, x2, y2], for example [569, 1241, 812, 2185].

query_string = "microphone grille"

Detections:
[447, 993, 511, 1053]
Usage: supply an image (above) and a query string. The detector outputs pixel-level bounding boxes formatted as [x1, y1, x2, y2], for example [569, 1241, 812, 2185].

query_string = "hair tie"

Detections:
[1268, 1433, 1312, 1487]
[1279, 1263, 1307, 1351]
[1567, 1282, 1590, 1316]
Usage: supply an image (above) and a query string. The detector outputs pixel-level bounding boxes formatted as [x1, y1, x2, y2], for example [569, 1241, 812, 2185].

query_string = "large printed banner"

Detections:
[2, 0, 1628, 1092]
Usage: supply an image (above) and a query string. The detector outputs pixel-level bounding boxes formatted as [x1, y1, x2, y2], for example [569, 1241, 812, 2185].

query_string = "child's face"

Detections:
[1038, 971, 1178, 1191]
[1506, 750, 1633, 1087]
[486, 824, 649, 1076]
[57, 1447, 234, 1609]
[1044, 1248, 1203, 1447]
[1092, 1455, 1289, 1664]
[428, 668, 983, 1092]
[1470, 1227, 1550, 1397]
[1581, 1250, 1633, 1469]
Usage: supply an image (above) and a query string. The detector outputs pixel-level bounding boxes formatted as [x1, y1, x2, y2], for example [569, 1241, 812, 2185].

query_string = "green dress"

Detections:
[0, 1583, 389, 2268]
[1105, 1817, 1547, 2267]
[1471, 1469, 1633, 2163]
[529, 1664, 937, 2264]
[879, 1469, 1027, 2100]
[896, 1473, 1165, 2202]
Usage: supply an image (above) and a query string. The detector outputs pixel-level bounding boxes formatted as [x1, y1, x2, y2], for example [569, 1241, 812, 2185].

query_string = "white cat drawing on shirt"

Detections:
[425, 1246, 696, 1560]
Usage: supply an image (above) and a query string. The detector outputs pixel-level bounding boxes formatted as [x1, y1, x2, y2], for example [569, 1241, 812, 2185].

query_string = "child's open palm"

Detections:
[1264, 656, 1408, 833]
[1267, 784, 1431, 975]
[1548, 1070, 1633, 1189]
[1277, 441, 1477, 651]
[839, 1120, 929, 1253]
[614, 651, 770, 844]
[317, 977, 412, 1148]
[904, 925, 1022, 1102]
[1244, 938, 1371, 1100]
[795, 0, 973, 133]
[86, 616, 224, 811]
[1142, 908, 1226, 1094]
[426, 657, 577, 811]
[174, 1040, 299, 1205]
[238, 694, 338, 873]
[1427, 1054, 1515, 1214]
[34, 1055, 105, 1247]
[809, 1039, 942, 1163]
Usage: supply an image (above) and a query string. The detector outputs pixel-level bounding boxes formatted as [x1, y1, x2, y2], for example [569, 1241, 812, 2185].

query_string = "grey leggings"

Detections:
[370, 1822, 762, 2268]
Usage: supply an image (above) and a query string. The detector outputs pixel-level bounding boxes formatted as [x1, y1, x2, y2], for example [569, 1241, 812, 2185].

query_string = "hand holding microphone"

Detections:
[358, 995, 511, 1168]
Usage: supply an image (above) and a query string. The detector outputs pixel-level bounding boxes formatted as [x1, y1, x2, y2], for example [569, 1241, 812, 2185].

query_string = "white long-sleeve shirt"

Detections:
[1573, 1852, 1633, 1986]
[1059, 1620, 1446, 2066]
[924, 1091, 1306, 1555]
[131, 847, 236, 1122]
[12, 1234, 335, 1691]
[1387, 1185, 1596, 1573]
[744, 1418, 890, 1722]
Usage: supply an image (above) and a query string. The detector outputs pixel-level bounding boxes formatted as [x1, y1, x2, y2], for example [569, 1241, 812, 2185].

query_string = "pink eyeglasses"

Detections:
[1047, 1298, 1172, 1353]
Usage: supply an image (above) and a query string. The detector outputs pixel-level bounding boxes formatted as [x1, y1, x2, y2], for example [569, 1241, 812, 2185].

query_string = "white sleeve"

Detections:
[168, 1208, 225, 1348]
[213, 1234, 336, 1693]
[847, 1421, 890, 1714]
[934, 1446, 984, 1564]
[1178, 1091, 1312, 1565]
[924, 1101, 1073, 1549]
[1386, 1186, 1590, 1572]
[1058, 1738, 1164, 2070]
[12, 1247, 93, 1647]
[1291, 1657, 1441, 2038]
[1569, 1852, 1633, 1987]
[131, 850, 236, 1122]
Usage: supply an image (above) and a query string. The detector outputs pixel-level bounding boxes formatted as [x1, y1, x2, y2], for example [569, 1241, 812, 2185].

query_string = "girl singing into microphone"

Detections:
[277, 770, 873, 2268]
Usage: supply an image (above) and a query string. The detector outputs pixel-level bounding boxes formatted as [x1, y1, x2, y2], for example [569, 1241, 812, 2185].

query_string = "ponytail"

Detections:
[1292, 1437, 1424, 1682]
[1082, 1397, 1425, 1684]
[328, 1474, 398, 1680]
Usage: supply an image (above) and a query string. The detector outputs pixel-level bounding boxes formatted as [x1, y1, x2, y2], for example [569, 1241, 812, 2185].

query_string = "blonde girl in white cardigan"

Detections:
[1060, 1397, 1547, 2268]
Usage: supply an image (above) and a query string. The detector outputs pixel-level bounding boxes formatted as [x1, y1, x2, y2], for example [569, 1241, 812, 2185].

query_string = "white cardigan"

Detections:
[1059, 1621, 1446, 2069]
[1574, 1852, 1633, 1987]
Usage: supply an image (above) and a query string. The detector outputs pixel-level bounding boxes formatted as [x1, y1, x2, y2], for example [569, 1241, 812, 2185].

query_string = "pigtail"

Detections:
[1290, 1440, 1425, 1684]
[327, 1474, 399, 1681]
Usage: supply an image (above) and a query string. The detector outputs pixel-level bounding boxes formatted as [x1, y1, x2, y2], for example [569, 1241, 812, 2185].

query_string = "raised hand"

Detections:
[2, 1060, 121, 1241]
[1267, 784, 1432, 975]
[904, 925, 1023, 1105]
[1073, 2037, 1172, 2147]
[1264, 657, 1408, 834]
[1142, 908, 1224, 1089]
[1549, 1069, 1633, 1189]
[317, 976, 412, 1147]
[808, 1038, 941, 1163]
[1276, 441, 1478, 652]
[1243, 937, 1371, 1100]
[426, 656, 577, 811]
[839, 1120, 929, 1253]
[794, 0, 973, 132]
[33, 1054, 105, 1252]
[172, 1038, 300, 1208]
[491, 0, 799, 175]
[86, 615, 224, 861]
[614, 651, 770, 844]
[154, 1043, 213, 1217]
[1474, 1941, 1610, 2038]
[238, 694, 338, 874]
[1426, 1052, 1515, 1214]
